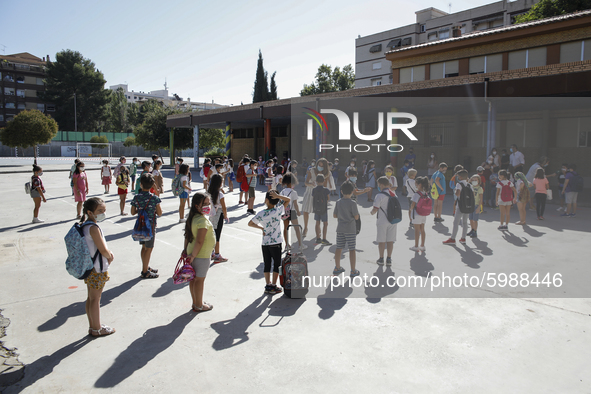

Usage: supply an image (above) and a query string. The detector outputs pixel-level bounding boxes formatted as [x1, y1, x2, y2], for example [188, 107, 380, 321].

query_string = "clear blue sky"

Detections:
[1, 0, 494, 105]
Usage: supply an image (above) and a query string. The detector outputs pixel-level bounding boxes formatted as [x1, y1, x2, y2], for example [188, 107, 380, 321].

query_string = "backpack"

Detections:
[449, 175, 457, 191]
[171, 174, 183, 197]
[362, 168, 374, 183]
[379, 191, 402, 224]
[570, 173, 584, 192]
[457, 182, 475, 214]
[500, 181, 513, 202]
[132, 195, 154, 241]
[430, 182, 439, 200]
[281, 190, 293, 220]
[25, 182, 31, 194]
[313, 187, 328, 214]
[236, 165, 246, 183]
[64, 222, 103, 280]
[416, 192, 432, 216]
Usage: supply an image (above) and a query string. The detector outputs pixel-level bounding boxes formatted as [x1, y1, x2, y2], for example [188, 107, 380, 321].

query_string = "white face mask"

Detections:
[471, 181, 478, 186]
[94, 212, 107, 222]
[431, 155, 434, 158]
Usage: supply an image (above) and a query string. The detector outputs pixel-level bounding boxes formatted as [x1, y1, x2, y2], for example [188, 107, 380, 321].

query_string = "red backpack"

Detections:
[416, 192, 433, 216]
[500, 181, 513, 202]
[236, 165, 245, 183]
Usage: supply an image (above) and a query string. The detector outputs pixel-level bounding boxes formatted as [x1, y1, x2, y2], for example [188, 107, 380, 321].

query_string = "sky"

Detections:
[1, 0, 496, 106]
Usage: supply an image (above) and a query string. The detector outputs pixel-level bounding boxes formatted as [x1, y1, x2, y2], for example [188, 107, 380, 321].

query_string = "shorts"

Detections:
[30, 189, 41, 198]
[497, 199, 513, 206]
[102, 176, 112, 185]
[469, 210, 480, 221]
[117, 187, 127, 195]
[190, 257, 210, 278]
[411, 211, 427, 225]
[438, 194, 445, 201]
[262, 243, 282, 273]
[84, 269, 110, 290]
[565, 191, 578, 204]
[249, 187, 255, 198]
[336, 232, 356, 250]
[179, 191, 189, 199]
[139, 228, 156, 248]
[314, 212, 328, 222]
[376, 221, 397, 243]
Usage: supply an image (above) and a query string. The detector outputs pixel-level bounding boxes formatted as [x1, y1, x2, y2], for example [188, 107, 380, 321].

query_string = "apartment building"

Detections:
[355, 0, 540, 88]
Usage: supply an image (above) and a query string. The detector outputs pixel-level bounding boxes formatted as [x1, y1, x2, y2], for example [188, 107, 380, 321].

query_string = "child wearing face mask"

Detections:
[555, 163, 568, 211]
[101, 160, 112, 194]
[384, 165, 398, 192]
[30, 165, 47, 223]
[405, 169, 417, 224]
[467, 175, 484, 238]
[343, 168, 372, 201]
[130, 157, 138, 193]
[73, 161, 89, 219]
[80, 197, 116, 337]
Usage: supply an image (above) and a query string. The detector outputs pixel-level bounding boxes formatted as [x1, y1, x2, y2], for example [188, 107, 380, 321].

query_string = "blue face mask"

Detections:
[510, 148, 514, 153]
[317, 165, 324, 171]
[377, 186, 382, 193]
[350, 177, 357, 183]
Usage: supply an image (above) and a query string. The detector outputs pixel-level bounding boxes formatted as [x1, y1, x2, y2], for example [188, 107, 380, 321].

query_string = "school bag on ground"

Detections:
[457, 183, 475, 213]
[64, 222, 104, 279]
[379, 191, 402, 224]
[132, 196, 154, 241]
[430, 182, 439, 200]
[571, 173, 584, 192]
[416, 192, 432, 216]
[500, 181, 513, 202]
[171, 174, 183, 197]
[280, 251, 309, 299]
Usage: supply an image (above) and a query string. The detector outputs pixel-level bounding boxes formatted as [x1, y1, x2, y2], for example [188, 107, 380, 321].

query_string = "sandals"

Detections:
[141, 270, 159, 279]
[148, 267, 158, 273]
[192, 302, 213, 313]
[89, 325, 116, 337]
[350, 269, 360, 278]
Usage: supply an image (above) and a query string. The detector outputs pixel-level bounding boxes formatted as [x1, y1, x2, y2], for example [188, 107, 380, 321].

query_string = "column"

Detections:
[169, 128, 174, 166]
[193, 125, 200, 169]
[224, 122, 231, 157]
[264, 119, 271, 160]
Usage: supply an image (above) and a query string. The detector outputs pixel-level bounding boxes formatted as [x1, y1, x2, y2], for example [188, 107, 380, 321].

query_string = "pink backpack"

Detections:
[416, 192, 432, 216]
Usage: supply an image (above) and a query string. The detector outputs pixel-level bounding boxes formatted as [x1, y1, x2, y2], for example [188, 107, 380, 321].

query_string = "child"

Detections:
[73, 161, 89, 219]
[178, 163, 192, 223]
[227, 158, 235, 192]
[384, 165, 398, 193]
[467, 175, 484, 238]
[443, 170, 472, 245]
[274, 165, 284, 192]
[555, 164, 567, 212]
[280, 173, 306, 251]
[364, 160, 377, 202]
[344, 169, 372, 201]
[258, 157, 265, 185]
[152, 160, 164, 197]
[202, 158, 211, 190]
[489, 166, 499, 209]
[69, 158, 80, 196]
[245, 160, 258, 214]
[80, 197, 116, 337]
[265, 160, 274, 191]
[135, 161, 151, 194]
[533, 168, 549, 220]
[431, 163, 448, 222]
[113, 156, 127, 178]
[370, 176, 397, 265]
[175, 157, 183, 176]
[30, 165, 47, 223]
[130, 158, 138, 193]
[287, 160, 298, 182]
[312, 174, 332, 245]
[248, 190, 293, 294]
[333, 181, 360, 278]
[101, 160, 112, 194]
[514, 172, 530, 225]
[131, 173, 162, 278]
[405, 168, 417, 223]
[237, 157, 250, 204]
[151, 155, 159, 169]
[208, 174, 229, 263]
[345, 159, 356, 178]
[326, 162, 336, 195]
[400, 160, 411, 194]
[116, 165, 130, 216]
[331, 159, 340, 196]
[496, 169, 517, 230]
[409, 176, 430, 251]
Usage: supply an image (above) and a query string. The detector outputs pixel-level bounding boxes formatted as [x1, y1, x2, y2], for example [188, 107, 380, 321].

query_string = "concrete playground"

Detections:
[0, 159, 590, 393]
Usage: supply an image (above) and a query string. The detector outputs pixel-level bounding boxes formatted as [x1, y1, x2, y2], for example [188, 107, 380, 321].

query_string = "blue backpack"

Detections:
[379, 191, 403, 224]
[132, 195, 154, 241]
[64, 222, 103, 279]
[171, 174, 183, 197]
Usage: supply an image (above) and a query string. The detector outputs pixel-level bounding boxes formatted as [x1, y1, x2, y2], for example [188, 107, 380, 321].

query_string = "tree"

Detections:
[514, 0, 591, 23]
[198, 128, 225, 151]
[0, 110, 58, 164]
[89, 135, 109, 149]
[105, 88, 135, 133]
[252, 50, 278, 103]
[40, 50, 109, 132]
[300, 64, 355, 96]
[123, 136, 136, 147]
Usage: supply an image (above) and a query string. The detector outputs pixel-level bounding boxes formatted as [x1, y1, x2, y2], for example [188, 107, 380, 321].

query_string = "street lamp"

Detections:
[73, 92, 77, 132]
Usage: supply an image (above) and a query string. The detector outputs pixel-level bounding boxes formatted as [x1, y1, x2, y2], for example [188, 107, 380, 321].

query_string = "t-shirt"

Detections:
[73, 172, 87, 191]
[374, 190, 396, 225]
[181, 175, 190, 190]
[247, 168, 256, 187]
[405, 178, 416, 195]
[533, 178, 549, 194]
[251, 205, 285, 245]
[405, 153, 416, 167]
[101, 166, 111, 177]
[556, 170, 566, 187]
[131, 191, 161, 227]
[210, 191, 225, 218]
[82, 223, 109, 273]
[113, 163, 125, 177]
[510, 151, 525, 167]
[187, 215, 216, 258]
[334, 198, 359, 234]
[388, 176, 398, 189]
[472, 184, 483, 206]
[525, 163, 542, 185]
[565, 171, 577, 193]
[31, 175, 45, 193]
[432, 170, 446, 194]
[280, 187, 298, 212]
[312, 186, 330, 214]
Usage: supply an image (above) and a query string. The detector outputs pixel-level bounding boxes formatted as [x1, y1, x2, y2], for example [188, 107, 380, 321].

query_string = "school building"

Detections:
[167, 9, 591, 182]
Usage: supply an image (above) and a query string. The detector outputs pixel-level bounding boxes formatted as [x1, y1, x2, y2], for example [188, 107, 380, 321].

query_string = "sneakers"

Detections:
[434, 217, 443, 222]
[179, 218, 186, 223]
[247, 209, 255, 215]
[569, 213, 576, 218]
[560, 213, 570, 217]
[264, 284, 282, 294]
[470, 230, 477, 238]
[498, 225, 508, 230]
[333, 266, 345, 275]
[442, 238, 456, 245]
[459, 238, 466, 244]
[213, 254, 228, 263]
[377, 257, 384, 265]
[315, 238, 322, 245]
[557, 207, 564, 211]
[321, 239, 332, 245]
[299, 243, 308, 250]
[418, 246, 426, 252]
[466, 230, 474, 237]
[409, 246, 420, 251]
[386, 257, 392, 266]
[238, 200, 244, 204]
[32, 217, 44, 223]
[350, 270, 360, 278]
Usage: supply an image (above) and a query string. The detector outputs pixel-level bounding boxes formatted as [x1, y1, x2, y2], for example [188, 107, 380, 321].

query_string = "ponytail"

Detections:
[81, 197, 104, 224]
[184, 192, 210, 244]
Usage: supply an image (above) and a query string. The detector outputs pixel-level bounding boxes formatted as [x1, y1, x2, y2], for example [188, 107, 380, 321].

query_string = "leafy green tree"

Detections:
[40, 50, 109, 132]
[252, 50, 278, 103]
[0, 110, 58, 164]
[269, 71, 278, 100]
[300, 64, 355, 96]
[89, 135, 109, 149]
[514, 0, 591, 23]
[199, 128, 225, 151]
[123, 136, 136, 147]
[105, 87, 135, 133]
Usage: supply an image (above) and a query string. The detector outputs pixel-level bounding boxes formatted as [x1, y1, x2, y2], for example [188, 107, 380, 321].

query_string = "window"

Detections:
[439, 28, 450, 39]
[0, 115, 3, 122]
[17, 103, 25, 109]
[36, 78, 44, 85]
[15, 64, 30, 71]
[233, 128, 254, 139]
[372, 62, 382, 70]
[371, 78, 382, 86]
[469, 54, 503, 74]
[429, 123, 454, 146]
[444, 60, 459, 77]
[5, 102, 15, 109]
[509, 48, 546, 70]
[271, 127, 287, 137]
[399, 65, 425, 83]
[420, 24, 426, 33]
[428, 32, 438, 41]
[387, 39, 401, 49]
[585, 39, 591, 61]
[37, 103, 45, 111]
[561, 41, 582, 63]
[469, 56, 485, 74]
[508, 50, 527, 70]
[4, 88, 15, 96]
[16, 90, 25, 98]
[402, 37, 412, 46]
[506, 119, 542, 148]
[46, 105, 55, 112]
[3, 74, 14, 82]
[16, 76, 24, 84]
[369, 44, 382, 53]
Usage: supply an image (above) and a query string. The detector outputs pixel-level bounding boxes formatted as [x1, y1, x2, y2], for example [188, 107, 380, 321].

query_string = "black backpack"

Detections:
[313, 187, 328, 214]
[379, 191, 402, 224]
[570, 173, 584, 193]
[362, 168, 375, 183]
[457, 183, 475, 214]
